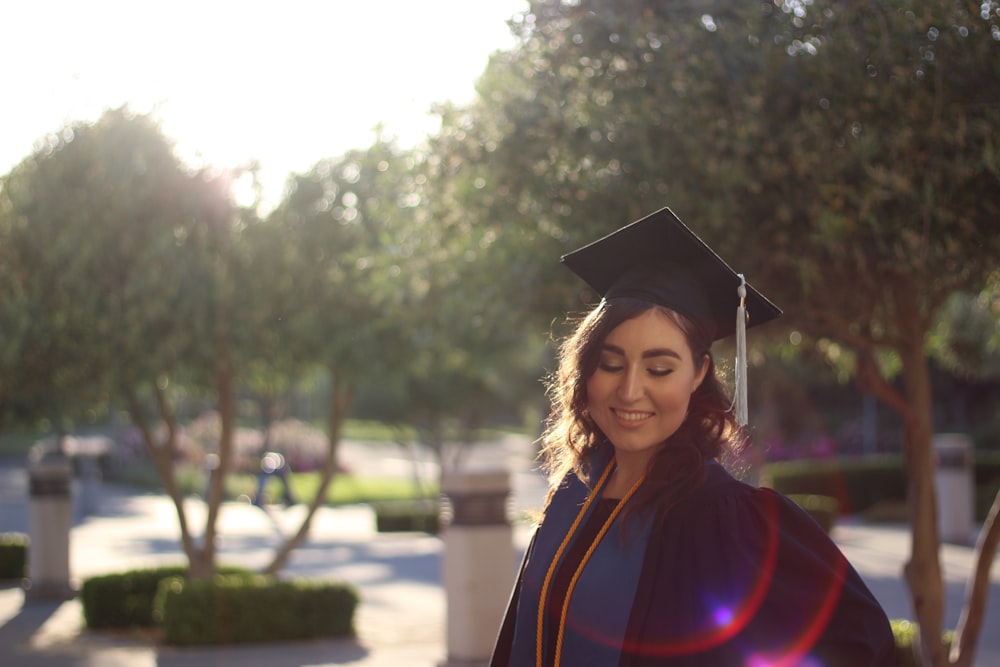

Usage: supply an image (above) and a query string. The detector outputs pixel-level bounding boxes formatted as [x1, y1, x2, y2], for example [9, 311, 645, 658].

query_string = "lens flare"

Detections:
[618, 491, 849, 661]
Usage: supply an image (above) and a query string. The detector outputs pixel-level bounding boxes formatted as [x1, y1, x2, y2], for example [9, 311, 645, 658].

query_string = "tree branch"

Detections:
[124, 386, 197, 558]
[950, 488, 1000, 667]
[263, 369, 354, 575]
[854, 345, 915, 425]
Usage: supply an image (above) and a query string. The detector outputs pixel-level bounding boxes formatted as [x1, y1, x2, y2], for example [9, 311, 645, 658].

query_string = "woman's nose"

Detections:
[617, 367, 643, 402]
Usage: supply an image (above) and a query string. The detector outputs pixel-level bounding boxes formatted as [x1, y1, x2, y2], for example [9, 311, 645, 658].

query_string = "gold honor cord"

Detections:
[535, 462, 646, 667]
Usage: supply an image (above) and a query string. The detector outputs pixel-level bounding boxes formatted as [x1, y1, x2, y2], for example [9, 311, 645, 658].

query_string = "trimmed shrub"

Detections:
[156, 575, 359, 646]
[787, 494, 838, 533]
[80, 564, 253, 629]
[764, 455, 1000, 522]
[762, 452, 1000, 521]
[372, 499, 440, 534]
[0, 533, 28, 581]
[762, 457, 907, 516]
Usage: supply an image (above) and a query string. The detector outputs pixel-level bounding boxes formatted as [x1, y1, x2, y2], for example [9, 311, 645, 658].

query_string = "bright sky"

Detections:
[1, 0, 527, 210]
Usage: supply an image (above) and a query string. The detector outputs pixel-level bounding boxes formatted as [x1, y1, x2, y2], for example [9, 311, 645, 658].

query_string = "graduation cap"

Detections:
[561, 206, 781, 425]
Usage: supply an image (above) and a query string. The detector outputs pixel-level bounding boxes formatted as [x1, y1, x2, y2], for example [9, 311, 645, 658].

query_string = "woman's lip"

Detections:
[612, 408, 653, 423]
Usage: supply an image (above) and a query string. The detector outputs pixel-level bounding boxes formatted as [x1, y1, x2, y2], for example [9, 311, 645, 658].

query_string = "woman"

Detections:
[490, 208, 897, 666]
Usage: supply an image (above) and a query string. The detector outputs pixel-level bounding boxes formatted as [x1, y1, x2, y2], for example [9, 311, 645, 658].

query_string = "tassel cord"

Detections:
[735, 275, 748, 427]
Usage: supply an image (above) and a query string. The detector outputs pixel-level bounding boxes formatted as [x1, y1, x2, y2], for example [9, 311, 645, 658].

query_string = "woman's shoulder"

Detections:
[672, 462, 760, 513]
[662, 462, 818, 540]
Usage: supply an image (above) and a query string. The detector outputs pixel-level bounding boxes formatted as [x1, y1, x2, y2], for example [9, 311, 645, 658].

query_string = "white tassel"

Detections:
[735, 275, 749, 427]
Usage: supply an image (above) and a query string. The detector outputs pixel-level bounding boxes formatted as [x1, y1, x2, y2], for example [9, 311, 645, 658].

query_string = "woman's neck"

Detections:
[602, 449, 651, 499]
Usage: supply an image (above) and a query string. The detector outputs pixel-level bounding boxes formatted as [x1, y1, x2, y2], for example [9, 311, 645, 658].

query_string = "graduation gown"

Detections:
[490, 456, 897, 666]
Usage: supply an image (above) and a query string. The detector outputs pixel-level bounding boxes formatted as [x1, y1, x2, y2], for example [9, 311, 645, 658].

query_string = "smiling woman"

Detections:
[490, 207, 897, 667]
[0, 0, 527, 209]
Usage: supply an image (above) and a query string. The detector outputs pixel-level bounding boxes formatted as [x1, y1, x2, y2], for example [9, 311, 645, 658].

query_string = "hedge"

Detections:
[80, 564, 254, 629]
[156, 574, 359, 646]
[372, 498, 440, 534]
[0, 533, 28, 581]
[762, 454, 1000, 521]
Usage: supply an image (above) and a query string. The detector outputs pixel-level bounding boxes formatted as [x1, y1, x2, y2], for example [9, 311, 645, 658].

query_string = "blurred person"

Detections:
[253, 425, 296, 507]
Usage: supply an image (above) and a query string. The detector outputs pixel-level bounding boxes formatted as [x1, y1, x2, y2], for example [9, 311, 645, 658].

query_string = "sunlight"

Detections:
[1, 0, 527, 211]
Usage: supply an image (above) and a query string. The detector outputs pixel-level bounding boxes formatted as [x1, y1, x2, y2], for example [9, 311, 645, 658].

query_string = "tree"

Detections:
[256, 138, 433, 571]
[267, 135, 547, 499]
[444, 1, 1000, 664]
[0, 109, 253, 577]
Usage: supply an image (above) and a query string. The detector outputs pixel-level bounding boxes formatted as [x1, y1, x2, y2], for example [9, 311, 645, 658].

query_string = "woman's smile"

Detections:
[611, 408, 654, 423]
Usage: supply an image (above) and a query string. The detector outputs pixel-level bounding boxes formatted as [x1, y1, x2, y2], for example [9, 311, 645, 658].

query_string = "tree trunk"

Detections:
[125, 386, 200, 564]
[949, 488, 1000, 667]
[193, 295, 237, 581]
[262, 368, 353, 575]
[897, 339, 948, 667]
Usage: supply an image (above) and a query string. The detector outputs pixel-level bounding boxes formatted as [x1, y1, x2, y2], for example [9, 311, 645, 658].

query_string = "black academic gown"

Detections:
[491, 460, 897, 666]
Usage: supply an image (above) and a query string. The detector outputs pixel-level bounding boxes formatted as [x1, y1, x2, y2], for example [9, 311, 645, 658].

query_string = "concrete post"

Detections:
[934, 433, 974, 545]
[440, 470, 515, 667]
[26, 447, 74, 599]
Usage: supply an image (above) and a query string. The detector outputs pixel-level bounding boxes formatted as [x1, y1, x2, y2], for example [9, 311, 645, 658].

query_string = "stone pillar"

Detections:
[26, 447, 74, 599]
[440, 470, 515, 667]
[934, 433, 974, 545]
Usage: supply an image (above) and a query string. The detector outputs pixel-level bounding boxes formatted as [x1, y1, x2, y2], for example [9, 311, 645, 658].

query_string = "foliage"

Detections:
[764, 454, 1000, 522]
[0, 106, 263, 579]
[449, 0, 1000, 333]
[0, 108, 224, 432]
[929, 275, 1000, 379]
[372, 499, 441, 534]
[80, 564, 254, 629]
[155, 574, 358, 645]
[0, 532, 28, 580]
[764, 456, 908, 515]
[269, 137, 547, 472]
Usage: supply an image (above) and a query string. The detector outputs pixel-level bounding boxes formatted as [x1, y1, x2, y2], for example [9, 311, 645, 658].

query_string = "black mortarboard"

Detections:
[561, 207, 781, 342]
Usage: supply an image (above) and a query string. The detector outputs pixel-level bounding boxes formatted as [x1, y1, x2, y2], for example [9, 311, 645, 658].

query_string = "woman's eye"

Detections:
[648, 368, 673, 377]
[598, 361, 623, 373]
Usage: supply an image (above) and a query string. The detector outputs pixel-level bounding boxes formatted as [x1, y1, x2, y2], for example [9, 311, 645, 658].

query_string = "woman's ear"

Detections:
[692, 353, 710, 392]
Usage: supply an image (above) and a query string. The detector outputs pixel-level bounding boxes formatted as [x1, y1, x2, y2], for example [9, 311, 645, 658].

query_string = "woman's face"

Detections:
[585, 308, 708, 460]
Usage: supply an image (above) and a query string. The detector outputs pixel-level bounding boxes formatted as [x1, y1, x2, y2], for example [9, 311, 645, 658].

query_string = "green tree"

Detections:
[267, 135, 547, 498]
[448, 1, 1000, 664]
[257, 138, 428, 571]
[0, 109, 240, 577]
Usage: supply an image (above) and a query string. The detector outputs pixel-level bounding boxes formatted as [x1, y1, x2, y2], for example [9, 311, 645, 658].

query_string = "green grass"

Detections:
[340, 420, 416, 442]
[338, 418, 525, 443]
[258, 471, 437, 505]
[292, 473, 437, 505]
[113, 462, 437, 506]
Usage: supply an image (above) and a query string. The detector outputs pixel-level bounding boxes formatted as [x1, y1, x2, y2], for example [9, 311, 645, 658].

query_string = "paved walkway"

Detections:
[1, 438, 999, 666]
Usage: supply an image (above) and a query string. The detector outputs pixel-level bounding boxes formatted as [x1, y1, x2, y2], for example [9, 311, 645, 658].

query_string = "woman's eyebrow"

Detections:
[601, 344, 681, 360]
[642, 348, 682, 360]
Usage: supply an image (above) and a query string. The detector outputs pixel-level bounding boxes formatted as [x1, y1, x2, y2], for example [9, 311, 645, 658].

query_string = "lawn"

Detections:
[125, 464, 437, 506]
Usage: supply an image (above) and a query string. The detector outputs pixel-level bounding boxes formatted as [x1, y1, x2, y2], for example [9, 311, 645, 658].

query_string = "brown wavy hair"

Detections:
[539, 297, 744, 528]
